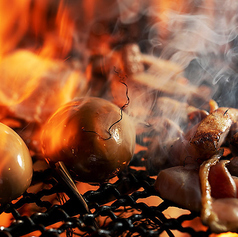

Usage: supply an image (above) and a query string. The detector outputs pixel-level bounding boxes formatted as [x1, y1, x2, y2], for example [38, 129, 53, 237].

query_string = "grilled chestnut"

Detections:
[41, 97, 136, 183]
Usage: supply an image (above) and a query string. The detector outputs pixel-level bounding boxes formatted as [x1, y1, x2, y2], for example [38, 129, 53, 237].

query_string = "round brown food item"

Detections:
[41, 97, 136, 183]
[0, 123, 33, 204]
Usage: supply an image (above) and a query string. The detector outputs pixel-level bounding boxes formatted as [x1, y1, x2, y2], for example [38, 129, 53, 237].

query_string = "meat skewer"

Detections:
[200, 151, 238, 233]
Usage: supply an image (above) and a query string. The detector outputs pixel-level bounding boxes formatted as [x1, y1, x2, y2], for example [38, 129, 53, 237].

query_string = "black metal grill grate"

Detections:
[0, 159, 213, 237]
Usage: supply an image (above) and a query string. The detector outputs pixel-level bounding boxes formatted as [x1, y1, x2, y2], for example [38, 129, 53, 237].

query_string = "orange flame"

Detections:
[0, 0, 31, 58]
[38, 0, 75, 58]
[0, 0, 87, 124]
[216, 233, 238, 237]
[0, 0, 75, 59]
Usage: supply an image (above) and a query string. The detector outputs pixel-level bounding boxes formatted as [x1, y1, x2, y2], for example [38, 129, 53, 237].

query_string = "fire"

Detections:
[0, 50, 54, 106]
[0, 0, 75, 59]
[0, 49, 86, 124]
[38, 0, 75, 58]
[0, 0, 87, 124]
[0, 0, 238, 236]
[0, 0, 31, 58]
[216, 233, 238, 237]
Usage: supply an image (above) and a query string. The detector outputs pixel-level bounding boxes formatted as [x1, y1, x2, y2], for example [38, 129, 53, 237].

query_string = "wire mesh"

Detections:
[0, 151, 213, 237]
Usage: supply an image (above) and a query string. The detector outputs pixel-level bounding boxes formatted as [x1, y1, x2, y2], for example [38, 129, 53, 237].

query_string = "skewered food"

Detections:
[200, 153, 238, 233]
[154, 165, 202, 212]
[157, 107, 238, 167]
[153, 104, 238, 233]
[41, 97, 136, 184]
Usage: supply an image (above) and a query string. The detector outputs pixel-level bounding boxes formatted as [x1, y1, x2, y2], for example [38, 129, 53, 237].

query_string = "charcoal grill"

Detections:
[0, 149, 212, 237]
[0, 1, 235, 236]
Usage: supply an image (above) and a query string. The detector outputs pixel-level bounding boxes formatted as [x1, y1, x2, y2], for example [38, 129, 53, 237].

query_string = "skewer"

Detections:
[53, 161, 98, 229]
[54, 161, 89, 214]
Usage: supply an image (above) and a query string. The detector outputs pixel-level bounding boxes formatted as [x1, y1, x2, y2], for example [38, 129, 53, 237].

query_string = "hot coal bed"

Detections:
[1, 0, 238, 237]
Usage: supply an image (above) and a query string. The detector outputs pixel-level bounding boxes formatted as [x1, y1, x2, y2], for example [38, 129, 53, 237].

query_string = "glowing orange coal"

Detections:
[215, 233, 238, 237]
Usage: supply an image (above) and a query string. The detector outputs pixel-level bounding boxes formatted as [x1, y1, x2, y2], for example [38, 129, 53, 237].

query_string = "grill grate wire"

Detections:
[0, 158, 212, 237]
